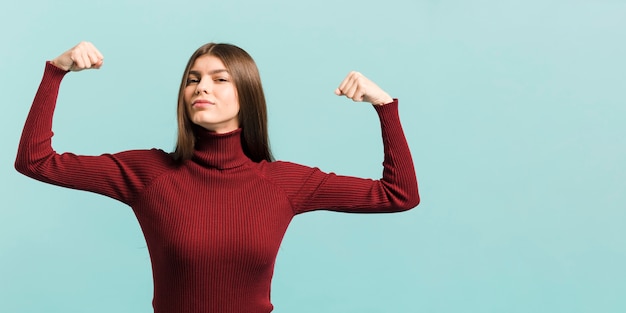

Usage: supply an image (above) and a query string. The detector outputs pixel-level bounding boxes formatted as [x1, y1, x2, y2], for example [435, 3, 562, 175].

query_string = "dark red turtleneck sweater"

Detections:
[15, 62, 420, 313]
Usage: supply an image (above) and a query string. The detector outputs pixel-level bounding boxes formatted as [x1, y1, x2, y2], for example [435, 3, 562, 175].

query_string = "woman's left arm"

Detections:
[269, 72, 419, 214]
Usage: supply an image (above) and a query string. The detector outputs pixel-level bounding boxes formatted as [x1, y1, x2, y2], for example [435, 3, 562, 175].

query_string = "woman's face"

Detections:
[184, 55, 240, 133]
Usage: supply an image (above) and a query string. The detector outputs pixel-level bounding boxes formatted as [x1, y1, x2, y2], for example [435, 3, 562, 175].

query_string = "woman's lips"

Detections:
[192, 100, 214, 108]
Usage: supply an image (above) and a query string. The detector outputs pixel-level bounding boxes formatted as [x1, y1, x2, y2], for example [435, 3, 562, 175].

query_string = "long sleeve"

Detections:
[14, 62, 173, 205]
[263, 99, 420, 214]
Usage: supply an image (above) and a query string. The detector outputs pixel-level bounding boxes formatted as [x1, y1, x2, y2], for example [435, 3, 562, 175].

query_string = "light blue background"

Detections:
[1, 0, 625, 312]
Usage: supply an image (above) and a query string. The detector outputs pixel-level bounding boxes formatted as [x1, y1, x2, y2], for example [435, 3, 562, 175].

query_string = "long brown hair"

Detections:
[173, 43, 274, 163]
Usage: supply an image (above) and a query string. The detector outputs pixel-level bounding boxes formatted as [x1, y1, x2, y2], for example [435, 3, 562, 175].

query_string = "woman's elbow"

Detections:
[14, 152, 41, 179]
[382, 181, 420, 212]
[409, 193, 421, 209]
[15, 158, 34, 177]
[396, 192, 420, 212]
[381, 191, 419, 213]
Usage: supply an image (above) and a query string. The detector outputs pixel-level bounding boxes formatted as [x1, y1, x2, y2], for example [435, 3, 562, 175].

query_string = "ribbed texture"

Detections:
[15, 62, 420, 313]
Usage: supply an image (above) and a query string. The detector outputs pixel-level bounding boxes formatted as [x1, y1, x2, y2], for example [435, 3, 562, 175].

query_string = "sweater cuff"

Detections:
[45, 61, 70, 77]
[373, 98, 400, 123]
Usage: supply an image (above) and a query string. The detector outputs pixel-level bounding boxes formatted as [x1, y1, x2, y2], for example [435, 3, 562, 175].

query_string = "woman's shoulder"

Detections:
[250, 159, 321, 186]
[254, 159, 314, 172]
[109, 148, 178, 170]
[113, 147, 172, 159]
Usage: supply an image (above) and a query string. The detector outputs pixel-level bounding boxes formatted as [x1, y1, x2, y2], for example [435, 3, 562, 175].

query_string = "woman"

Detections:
[15, 41, 419, 313]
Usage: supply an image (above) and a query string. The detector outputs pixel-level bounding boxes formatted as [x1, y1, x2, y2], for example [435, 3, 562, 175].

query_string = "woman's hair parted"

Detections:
[173, 43, 274, 163]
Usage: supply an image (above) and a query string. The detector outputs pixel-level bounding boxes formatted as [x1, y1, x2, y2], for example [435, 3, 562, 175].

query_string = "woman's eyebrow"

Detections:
[188, 69, 229, 76]
[209, 69, 229, 75]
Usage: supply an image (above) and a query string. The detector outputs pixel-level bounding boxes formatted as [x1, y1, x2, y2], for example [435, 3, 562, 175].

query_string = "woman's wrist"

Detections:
[372, 96, 394, 106]
[49, 59, 70, 71]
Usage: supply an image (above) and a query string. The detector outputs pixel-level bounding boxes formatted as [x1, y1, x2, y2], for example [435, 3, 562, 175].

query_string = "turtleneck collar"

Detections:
[192, 126, 250, 169]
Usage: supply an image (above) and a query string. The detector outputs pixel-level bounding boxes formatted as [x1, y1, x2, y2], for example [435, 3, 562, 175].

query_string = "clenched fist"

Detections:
[50, 41, 104, 72]
[334, 71, 393, 106]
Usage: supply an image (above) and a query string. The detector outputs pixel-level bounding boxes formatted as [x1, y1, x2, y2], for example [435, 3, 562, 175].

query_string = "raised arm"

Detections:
[266, 72, 420, 214]
[15, 42, 171, 204]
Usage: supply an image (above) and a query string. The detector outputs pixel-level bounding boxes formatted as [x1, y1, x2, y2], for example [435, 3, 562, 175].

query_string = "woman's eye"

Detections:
[215, 78, 229, 82]
[186, 78, 200, 85]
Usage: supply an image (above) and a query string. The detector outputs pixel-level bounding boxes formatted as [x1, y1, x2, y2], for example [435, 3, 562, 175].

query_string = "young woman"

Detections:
[15, 41, 419, 313]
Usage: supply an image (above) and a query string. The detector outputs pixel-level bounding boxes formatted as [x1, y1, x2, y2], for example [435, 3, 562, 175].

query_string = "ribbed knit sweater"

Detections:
[15, 62, 420, 313]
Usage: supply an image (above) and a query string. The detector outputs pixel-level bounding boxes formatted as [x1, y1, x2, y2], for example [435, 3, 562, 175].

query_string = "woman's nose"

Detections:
[195, 78, 212, 94]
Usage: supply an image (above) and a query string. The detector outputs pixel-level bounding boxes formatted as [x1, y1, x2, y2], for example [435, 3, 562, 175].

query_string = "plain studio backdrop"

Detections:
[1, 1, 624, 312]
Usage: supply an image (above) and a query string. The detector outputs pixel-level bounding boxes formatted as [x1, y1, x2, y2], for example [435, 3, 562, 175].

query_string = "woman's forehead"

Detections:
[190, 55, 228, 73]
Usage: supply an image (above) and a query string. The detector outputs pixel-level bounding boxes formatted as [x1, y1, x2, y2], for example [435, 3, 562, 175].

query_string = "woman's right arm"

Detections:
[15, 42, 172, 205]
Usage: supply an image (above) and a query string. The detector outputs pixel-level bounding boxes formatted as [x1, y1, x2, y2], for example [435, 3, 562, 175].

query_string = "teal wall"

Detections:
[1, 1, 625, 312]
